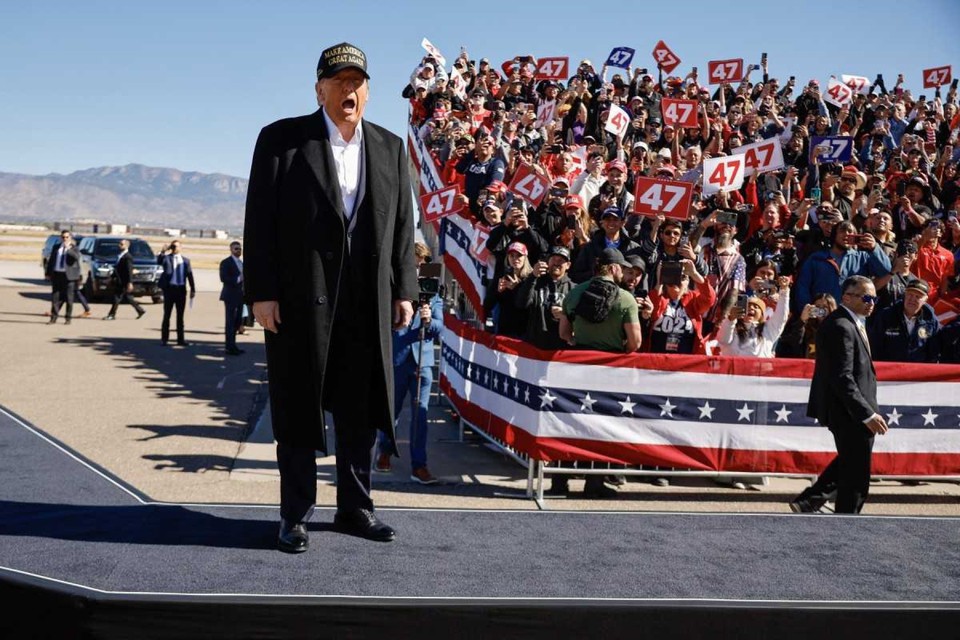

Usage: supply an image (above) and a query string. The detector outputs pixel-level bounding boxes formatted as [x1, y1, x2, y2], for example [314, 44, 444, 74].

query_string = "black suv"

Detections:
[77, 236, 164, 303]
[41, 233, 84, 271]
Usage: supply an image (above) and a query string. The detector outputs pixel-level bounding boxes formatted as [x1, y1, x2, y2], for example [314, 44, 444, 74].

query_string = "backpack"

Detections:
[574, 278, 621, 323]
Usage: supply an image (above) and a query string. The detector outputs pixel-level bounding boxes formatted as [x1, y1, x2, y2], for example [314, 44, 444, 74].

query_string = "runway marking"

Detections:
[2, 567, 959, 605]
[2, 403, 959, 521]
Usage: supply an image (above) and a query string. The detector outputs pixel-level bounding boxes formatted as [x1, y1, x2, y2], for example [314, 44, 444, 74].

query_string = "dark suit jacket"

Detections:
[45, 243, 82, 281]
[219, 256, 244, 304]
[114, 252, 135, 288]
[807, 307, 879, 433]
[243, 110, 418, 451]
[158, 254, 196, 292]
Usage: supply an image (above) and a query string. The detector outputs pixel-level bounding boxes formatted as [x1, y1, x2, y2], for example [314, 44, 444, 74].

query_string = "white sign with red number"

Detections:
[420, 38, 446, 68]
[633, 176, 694, 220]
[604, 104, 631, 139]
[923, 65, 952, 88]
[841, 74, 870, 95]
[824, 77, 854, 108]
[707, 59, 744, 84]
[661, 98, 699, 128]
[651, 40, 681, 74]
[569, 145, 587, 178]
[508, 164, 550, 208]
[702, 155, 745, 196]
[534, 101, 556, 129]
[420, 185, 463, 224]
[535, 57, 569, 80]
[731, 137, 785, 177]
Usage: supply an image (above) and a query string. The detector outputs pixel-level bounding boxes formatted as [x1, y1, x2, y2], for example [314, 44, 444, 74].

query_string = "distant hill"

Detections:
[0, 164, 248, 231]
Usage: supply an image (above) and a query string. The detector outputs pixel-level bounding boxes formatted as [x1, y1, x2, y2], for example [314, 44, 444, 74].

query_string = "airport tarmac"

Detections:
[2, 258, 958, 516]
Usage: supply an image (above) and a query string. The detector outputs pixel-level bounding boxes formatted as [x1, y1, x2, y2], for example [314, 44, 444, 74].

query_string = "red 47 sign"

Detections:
[661, 98, 699, 128]
[923, 65, 952, 88]
[707, 59, 744, 84]
[824, 77, 853, 108]
[702, 155, 745, 196]
[508, 164, 550, 208]
[731, 138, 785, 177]
[535, 57, 569, 80]
[651, 40, 681, 74]
[420, 186, 463, 224]
[633, 176, 693, 220]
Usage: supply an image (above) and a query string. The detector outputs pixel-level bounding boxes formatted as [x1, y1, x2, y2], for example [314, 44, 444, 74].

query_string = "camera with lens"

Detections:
[417, 262, 443, 304]
[755, 280, 779, 296]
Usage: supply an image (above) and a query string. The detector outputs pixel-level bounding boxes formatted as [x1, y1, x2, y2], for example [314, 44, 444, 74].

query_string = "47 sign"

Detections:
[702, 156, 745, 196]
[420, 186, 463, 223]
[507, 164, 550, 208]
[633, 177, 693, 220]
[535, 57, 569, 80]
[661, 98, 698, 128]
[707, 59, 744, 84]
[923, 65, 952, 88]
[651, 40, 680, 74]
[732, 138, 784, 177]
[809, 136, 853, 165]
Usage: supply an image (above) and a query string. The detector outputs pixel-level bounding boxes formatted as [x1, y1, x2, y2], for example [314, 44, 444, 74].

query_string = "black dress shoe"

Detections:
[545, 477, 570, 496]
[226, 347, 245, 355]
[277, 519, 309, 553]
[789, 494, 827, 514]
[136, 310, 146, 319]
[334, 508, 396, 542]
[177, 341, 191, 347]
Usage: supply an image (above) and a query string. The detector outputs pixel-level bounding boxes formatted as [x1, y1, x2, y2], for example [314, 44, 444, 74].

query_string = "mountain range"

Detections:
[0, 164, 248, 231]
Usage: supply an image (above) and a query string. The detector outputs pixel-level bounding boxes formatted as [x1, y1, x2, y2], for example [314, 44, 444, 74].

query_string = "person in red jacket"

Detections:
[647, 259, 716, 354]
[912, 218, 955, 304]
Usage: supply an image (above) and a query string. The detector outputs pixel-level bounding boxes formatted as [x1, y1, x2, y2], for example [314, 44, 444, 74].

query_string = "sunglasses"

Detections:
[847, 293, 878, 304]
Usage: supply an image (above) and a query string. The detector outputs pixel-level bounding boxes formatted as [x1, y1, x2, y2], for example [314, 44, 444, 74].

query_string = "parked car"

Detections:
[77, 236, 164, 303]
[41, 233, 84, 271]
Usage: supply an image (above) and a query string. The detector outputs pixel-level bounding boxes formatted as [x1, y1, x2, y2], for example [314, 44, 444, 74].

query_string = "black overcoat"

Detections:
[243, 110, 418, 453]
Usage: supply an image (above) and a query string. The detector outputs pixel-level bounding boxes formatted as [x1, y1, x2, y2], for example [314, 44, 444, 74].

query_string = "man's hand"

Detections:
[189, 290, 196, 299]
[866, 414, 889, 435]
[393, 299, 414, 330]
[419, 303, 431, 325]
[126, 283, 133, 293]
[253, 300, 282, 334]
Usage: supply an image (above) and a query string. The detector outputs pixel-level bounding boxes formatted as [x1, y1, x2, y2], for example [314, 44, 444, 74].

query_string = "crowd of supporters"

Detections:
[405, 49, 960, 364]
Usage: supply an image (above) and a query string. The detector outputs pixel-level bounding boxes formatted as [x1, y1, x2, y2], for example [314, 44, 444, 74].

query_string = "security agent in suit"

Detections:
[105, 239, 146, 320]
[219, 241, 245, 355]
[792, 275, 889, 514]
[45, 230, 81, 324]
[157, 239, 196, 346]
[244, 42, 417, 553]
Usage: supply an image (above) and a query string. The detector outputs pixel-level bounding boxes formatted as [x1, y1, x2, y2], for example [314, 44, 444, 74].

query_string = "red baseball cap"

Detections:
[563, 194, 584, 210]
[605, 159, 627, 174]
[506, 241, 529, 256]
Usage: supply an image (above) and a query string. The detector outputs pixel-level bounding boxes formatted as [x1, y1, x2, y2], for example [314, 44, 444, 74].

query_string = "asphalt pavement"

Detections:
[1, 259, 958, 516]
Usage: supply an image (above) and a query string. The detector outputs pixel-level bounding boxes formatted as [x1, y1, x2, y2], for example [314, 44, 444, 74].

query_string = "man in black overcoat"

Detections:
[244, 42, 417, 553]
[792, 275, 889, 514]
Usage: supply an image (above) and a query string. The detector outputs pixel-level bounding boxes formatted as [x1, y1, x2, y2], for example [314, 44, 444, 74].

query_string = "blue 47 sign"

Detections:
[606, 47, 635, 69]
[809, 136, 853, 165]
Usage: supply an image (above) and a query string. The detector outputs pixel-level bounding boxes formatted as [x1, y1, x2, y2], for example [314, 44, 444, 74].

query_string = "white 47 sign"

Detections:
[732, 138, 785, 177]
[420, 186, 463, 223]
[633, 177, 693, 220]
[702, 156, 745, 196]
[508, 164, 550, 207]
[604, 104, 631, 139]
[824, 77, 853, 107]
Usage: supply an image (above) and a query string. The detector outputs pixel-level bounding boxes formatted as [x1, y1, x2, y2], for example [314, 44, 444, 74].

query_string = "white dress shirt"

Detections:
[171, 254, 184, 286]
[54, 245, 68, 272]
[322, 108, 363, 218]
[232, 255, 243, 284]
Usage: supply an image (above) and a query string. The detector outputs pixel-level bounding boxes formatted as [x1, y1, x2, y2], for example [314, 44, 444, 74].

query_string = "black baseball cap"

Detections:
[317, 42, 369, 81]
[598, 247, 631, 268]
[549, 246, 571, 261]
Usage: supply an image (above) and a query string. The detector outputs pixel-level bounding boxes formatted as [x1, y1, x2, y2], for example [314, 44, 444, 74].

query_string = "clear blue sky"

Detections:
[1, 0, 957, 178]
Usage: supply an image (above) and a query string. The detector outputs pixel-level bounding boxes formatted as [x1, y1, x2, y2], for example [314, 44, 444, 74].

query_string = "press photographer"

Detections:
[375, 243, 444, 485]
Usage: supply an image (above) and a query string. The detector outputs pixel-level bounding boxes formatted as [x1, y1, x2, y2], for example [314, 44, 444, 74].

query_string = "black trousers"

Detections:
[50, 273, 75, 319]
[807, 426, 875, 514]
[109, 287, 145, 316]
[276, 301, 383, 523]
[161, 286, 187, 343]
[224, 300, 243, 349]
